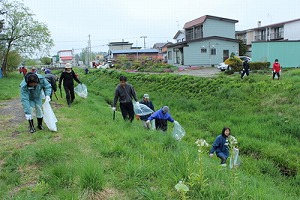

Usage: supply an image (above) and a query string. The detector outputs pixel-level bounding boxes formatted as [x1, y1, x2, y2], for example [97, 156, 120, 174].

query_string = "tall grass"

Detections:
[0, 69, 299, 199]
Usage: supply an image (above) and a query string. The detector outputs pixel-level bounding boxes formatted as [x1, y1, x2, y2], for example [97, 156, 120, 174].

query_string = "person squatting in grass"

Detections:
[272, 59, 281, 80]
[20, 72, 52, 133]
[209, 127, 231, 166]
[44, 69, 58, 101]
[146, 106, 176, 132]
[58, 63, 82, 107]
[112, 75, 138, 122]
[138, 93, 154, 129]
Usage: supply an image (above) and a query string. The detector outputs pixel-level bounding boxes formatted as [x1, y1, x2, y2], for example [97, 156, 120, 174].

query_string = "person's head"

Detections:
[119, 75, 127, 87]
[221, 127, 231, 137]
[31, 66, 36, 71]
[143, 94, 150, 101]
[162, 106, 169, 114]
[65, 63, 72, 73]
[25, 72, 39, 87]
[275, 59, 278, 63]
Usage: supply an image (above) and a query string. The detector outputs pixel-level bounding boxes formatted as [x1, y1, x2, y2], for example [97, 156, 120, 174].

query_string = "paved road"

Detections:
[173, 67, 221, 77]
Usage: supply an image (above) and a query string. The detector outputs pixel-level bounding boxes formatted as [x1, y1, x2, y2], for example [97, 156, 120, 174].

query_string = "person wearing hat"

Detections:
[146, 106, 175, 132]
[58, 63, 82, 107]
[20, 72, 52, 133]
[139, 94, 154, 128]
[31, 66, 38, 74]
[112, 75, 138, 122]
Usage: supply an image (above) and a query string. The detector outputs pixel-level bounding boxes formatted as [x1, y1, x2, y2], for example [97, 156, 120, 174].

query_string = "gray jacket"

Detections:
[113, 83, 137, 107]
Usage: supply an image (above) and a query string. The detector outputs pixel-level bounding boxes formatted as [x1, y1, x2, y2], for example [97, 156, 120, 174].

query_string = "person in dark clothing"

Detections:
[84, 67, 89, 74]
[146, 106, 175, 132]
[241, 59, 250, 79]
[44, 70, 58, 100]
[58, 63, 82, 107]
[209, 127, 231, 166]
[139, 94, 154, 128]
[112, 75, 138, 122]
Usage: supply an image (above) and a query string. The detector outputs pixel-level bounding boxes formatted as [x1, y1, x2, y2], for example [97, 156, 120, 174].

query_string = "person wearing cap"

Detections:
[112, 75, 138, 122]
[31, 66, 38, 74]
[20, 72, 52, 133]
[146, 106, 175, 132]
[58, 63, 82, 107]
[139, 94, 154, 128]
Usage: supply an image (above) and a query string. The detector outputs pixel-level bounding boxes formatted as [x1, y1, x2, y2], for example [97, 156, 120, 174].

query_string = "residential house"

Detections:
[236, 18, 300, 67]
[153, 42, 173, 61]
[167, 15, 239, 67]
[108, 41, 134, 51]
[108, 49, 159, 61]
[57, 50, 74, 66]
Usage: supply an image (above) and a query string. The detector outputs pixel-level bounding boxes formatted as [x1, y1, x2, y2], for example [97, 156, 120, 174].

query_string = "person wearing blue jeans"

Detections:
[209, 127, 231, 166]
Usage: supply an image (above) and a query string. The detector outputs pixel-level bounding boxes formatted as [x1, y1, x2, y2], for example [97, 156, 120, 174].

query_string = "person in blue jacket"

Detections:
[20, 72, 52, 133]
[146, 106, 175, 132]
[209, 127, 231, 166]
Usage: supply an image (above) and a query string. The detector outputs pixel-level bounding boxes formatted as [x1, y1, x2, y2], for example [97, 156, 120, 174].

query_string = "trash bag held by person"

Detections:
[112, 75, 138, 122]
[58, 63, 82, 107]
[20, 72, 52, 133]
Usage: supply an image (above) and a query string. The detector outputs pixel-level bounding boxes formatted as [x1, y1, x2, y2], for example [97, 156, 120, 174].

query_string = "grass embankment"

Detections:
[0, 69, 299, 199]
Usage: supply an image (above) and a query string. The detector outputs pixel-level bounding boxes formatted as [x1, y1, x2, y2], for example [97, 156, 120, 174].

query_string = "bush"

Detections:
[249, 62, 270, 70]
[224, 56, 242, 72]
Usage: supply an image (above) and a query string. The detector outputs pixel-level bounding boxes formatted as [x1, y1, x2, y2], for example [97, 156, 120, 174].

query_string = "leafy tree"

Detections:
[238, 39, 247, 56]
[7, 50, 21, 70]
[0, 0, 54, 76]
[40, 57, 51, 65]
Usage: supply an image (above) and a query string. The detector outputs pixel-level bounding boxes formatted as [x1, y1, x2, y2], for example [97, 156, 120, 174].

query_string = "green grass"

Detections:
[0, 69, 299, 199]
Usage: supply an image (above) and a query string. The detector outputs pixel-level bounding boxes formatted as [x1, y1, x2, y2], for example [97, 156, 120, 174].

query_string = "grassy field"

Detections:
[0, 68, 299, 199]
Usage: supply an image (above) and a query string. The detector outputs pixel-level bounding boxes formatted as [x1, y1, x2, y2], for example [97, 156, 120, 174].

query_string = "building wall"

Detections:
[284, 21, 300, 40]
[204, 19, 236, 39]
[183, 39, 238, 66]
[252, 41, 300, 67]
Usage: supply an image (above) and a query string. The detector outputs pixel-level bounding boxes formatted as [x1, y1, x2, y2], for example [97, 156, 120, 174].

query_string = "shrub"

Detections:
[224, 56, 242, 72]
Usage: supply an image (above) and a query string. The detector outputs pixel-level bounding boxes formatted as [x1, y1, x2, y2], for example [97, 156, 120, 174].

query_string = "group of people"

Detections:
[112, 75, 175, 132]
[20, 63, 82, 133]
[241, 58, 281, 80]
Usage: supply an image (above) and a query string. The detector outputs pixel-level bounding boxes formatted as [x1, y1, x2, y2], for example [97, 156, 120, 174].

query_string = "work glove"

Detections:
[25, 114, 32, 120]
[146, 120, 150, 124]
[174, 120, 177, 123]
[79, 82, 82, 85]
[45, 96, 51, 102]
[112, 107, 116, 111]
[209, 153, 214, 157]
[135, 115, 140, 120]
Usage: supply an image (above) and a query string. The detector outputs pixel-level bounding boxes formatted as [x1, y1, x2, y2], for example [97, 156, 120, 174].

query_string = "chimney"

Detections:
[258, 21, 261, 27]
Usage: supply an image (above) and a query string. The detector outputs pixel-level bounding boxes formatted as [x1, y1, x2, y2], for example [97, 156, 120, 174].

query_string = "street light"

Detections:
[140, 36, 147, 49]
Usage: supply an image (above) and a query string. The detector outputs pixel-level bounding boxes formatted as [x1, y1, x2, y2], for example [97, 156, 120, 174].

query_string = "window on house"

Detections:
[211, 48, 216, 55]
[168, 51, 172, 60]
[201, 48, 207, 53]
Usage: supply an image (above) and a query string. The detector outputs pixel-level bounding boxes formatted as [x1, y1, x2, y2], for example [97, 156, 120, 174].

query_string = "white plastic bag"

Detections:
[230, 148, 241, 168]
[172, 121, 185, 140]
[74, 84, 88, 98]
[42, 101, 58, 131]
[132, 101, 153, 116]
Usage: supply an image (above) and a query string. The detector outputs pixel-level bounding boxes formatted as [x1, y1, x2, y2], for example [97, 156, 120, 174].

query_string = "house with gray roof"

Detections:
[167, 15, 239, 66]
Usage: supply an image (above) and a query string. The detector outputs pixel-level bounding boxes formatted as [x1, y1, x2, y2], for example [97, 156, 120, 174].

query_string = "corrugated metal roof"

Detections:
[110, 49, 159, 54]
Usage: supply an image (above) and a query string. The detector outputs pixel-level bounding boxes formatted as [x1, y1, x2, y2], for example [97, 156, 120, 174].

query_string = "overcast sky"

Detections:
[20, 0, 300, 56]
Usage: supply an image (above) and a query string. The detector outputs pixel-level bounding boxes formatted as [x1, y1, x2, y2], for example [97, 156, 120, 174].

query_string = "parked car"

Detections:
[217, 62, 229, 71]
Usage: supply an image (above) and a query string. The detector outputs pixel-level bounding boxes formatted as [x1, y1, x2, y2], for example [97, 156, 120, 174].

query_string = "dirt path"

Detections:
[173, 67, 221, 77]
[0, 98, 24, 136]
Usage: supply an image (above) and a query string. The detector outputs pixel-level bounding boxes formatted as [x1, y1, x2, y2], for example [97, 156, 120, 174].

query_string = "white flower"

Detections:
[195, 139, 209, 147]
[175, 180, 189, 192]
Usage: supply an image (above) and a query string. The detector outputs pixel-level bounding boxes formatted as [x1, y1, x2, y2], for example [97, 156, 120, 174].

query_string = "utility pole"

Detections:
[140, 36, 147, 49]
[88, 34, 91, 67]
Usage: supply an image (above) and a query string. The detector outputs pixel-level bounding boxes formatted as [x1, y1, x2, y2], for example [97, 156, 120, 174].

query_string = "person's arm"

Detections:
[72, 71, 81, 84]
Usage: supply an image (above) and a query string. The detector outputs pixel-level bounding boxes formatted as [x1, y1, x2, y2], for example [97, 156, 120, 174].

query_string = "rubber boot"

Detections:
[28, 119, 36, 133]
[37, 118, 44, 130]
